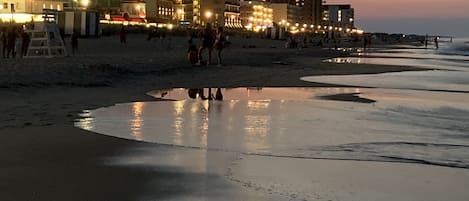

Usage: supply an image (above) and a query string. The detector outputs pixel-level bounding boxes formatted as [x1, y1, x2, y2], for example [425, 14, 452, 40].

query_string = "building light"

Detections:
[338, 10, 342, 22]
[81, 0, 89, 7]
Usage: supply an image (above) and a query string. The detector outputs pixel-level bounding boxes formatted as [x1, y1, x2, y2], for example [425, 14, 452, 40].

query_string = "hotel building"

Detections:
[0, 0, 66, 23]
[240, 0, 272, 31]
[181, 0, 241, 28]
[322, 4, 354, 29]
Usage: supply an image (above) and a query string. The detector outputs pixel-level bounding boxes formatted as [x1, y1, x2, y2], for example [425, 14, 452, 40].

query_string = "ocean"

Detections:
[75, 39, 469, 170]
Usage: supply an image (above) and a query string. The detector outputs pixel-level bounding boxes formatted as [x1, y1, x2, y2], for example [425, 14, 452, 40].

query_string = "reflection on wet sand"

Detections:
[77, 87, 469, 169]
[131, 102, 144, 141]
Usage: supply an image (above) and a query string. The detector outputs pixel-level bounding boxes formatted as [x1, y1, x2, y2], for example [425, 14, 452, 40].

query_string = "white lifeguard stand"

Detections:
[24, 9, 67, 58]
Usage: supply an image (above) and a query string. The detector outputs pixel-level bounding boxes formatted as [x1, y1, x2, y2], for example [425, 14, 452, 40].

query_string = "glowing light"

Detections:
[0, 13, 42, 23]
[205, 11, 212, 19]
[81, 0, 89, 7]
[135, 4, 141, 10]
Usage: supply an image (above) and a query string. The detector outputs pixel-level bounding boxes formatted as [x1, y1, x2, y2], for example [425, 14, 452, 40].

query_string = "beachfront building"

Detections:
[180, 0, 241, 28]
[224, 0, 242, 28]
[270, 2, 301, 32]
[322, 4, 354, 30]
[240, 0, 272, 31]
[270, 0, 321, 26]
[0, 0, 66, 23]
[145, 0, 173, 24]
[302, 0, 322, 26]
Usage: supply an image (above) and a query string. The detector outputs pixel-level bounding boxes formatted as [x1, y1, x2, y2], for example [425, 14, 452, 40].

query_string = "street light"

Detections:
[205, 11, 212, 19]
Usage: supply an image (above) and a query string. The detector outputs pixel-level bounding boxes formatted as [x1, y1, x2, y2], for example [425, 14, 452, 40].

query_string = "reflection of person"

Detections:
[215, 88, 223, 100]
[188, 88, 207, 100]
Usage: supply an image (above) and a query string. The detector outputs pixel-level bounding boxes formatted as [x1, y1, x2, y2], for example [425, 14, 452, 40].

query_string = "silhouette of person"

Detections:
[119, 26, 126, 44]
[197, 23, 215, 65]
[213, 27, 225, 66]
[71, 30, 79, 54]
[21, 30, 30, 57]
[1, 27, 7, 58]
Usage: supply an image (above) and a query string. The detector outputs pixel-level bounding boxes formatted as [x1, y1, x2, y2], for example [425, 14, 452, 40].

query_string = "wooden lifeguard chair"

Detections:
[24, 9, 67, 58]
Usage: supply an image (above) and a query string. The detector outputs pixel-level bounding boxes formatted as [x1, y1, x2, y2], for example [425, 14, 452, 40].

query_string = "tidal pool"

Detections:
[75, 87, 469, 169]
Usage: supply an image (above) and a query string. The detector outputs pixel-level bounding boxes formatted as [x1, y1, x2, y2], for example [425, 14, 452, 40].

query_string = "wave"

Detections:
[122, 138, 469, 169]
[294, 141, 469, 169]
[438, 40, 469, 56]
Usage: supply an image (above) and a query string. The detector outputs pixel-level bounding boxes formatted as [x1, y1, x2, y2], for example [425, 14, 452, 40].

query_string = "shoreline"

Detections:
[2, 35, 467, 201]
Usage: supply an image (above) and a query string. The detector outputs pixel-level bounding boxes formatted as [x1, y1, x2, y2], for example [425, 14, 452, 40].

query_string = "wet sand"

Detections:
[1, 35, 468, 200]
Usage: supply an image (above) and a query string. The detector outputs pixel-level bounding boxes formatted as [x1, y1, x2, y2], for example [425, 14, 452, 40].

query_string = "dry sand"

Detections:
[1, 34, 468, 201]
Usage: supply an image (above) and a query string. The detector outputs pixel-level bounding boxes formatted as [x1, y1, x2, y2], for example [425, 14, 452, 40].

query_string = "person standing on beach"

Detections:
[6, 27, 18, 58]
[434, 36, 439, 49]
[213, 27, 225, 66]
[71, 30, 79, 55]
[1, 27, 7, 58]
[197, 23, 215, 65]
[21, 29, 30, 57]
[119, 26, 127, 44]
[424, 34, 428, 49]
[363, 35, 369, 50]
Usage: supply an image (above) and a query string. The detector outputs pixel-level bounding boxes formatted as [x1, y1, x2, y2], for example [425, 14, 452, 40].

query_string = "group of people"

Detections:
[1, 26, 30, 59]
[188, 23, 226, 66]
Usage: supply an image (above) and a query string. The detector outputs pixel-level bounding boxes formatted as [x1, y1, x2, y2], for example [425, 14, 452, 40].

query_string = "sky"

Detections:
[326, 0, 469, 37]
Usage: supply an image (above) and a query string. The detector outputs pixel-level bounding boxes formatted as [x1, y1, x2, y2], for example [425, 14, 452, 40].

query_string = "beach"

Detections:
[1, 34, 469, 201]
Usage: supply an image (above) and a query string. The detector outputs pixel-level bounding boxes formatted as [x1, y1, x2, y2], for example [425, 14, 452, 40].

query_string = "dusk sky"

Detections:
[327, 0, 469, 37]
